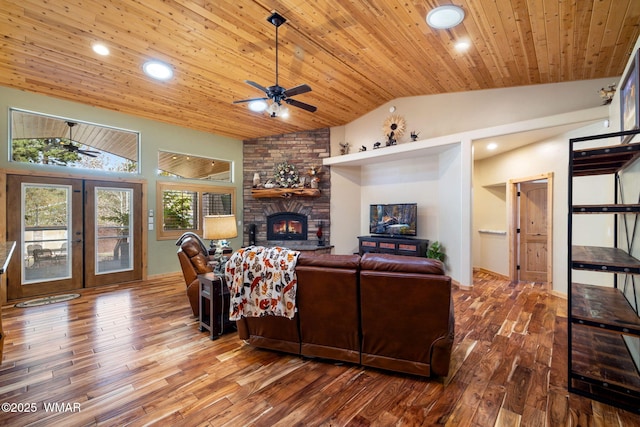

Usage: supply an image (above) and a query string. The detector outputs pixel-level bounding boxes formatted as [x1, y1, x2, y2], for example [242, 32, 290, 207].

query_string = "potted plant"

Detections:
[426, 241, 445, 263]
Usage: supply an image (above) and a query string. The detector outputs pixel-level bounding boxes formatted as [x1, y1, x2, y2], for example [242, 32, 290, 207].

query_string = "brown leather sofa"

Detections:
[176, 232, 213, 317]
[235, 252, 454, 378]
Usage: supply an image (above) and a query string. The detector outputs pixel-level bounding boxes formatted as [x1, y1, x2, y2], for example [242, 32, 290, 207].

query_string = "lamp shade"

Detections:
[203, 214, 238, 240]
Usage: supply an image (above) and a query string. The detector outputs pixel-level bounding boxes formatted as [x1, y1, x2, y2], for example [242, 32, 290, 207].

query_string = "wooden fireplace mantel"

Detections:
[251, 188, 320, 198]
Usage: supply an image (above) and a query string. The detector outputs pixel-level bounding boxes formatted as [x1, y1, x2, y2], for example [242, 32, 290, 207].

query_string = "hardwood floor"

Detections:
[1, 271, 639, 426]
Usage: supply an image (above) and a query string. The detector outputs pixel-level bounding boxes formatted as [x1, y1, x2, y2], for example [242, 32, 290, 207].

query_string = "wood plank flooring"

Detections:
[0, 271, 639, 426]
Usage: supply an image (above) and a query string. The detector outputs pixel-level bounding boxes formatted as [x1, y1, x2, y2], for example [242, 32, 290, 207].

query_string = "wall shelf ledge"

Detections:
[251, 188, 320, 198]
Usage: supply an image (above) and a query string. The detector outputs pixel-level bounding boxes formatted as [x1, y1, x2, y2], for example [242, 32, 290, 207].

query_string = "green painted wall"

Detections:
[0, 86, 244, 277]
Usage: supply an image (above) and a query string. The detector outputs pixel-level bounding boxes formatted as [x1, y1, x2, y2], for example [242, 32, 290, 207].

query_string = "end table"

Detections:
[198, 272, 233, 339]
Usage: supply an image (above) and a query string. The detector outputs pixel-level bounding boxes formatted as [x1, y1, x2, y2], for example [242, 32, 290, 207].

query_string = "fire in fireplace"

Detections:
[267, 212, 308, 240]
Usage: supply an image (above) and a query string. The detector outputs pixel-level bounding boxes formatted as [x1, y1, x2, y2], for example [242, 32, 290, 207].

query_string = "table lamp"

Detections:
[203, 214, 238, 256]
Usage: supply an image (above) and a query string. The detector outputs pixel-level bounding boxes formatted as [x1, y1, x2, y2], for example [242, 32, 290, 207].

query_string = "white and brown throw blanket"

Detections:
[224, 246, 300, 320]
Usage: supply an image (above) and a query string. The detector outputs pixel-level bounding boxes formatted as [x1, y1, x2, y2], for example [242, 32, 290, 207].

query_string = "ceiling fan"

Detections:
[60, 121, 100, 157]
[233, 11, 317, 117]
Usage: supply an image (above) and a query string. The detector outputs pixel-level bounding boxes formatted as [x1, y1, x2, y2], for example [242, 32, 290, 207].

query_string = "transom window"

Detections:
[10, 108, 139, 174]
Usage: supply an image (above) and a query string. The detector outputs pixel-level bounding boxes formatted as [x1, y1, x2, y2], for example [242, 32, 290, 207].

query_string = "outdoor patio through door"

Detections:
[6, 175, 142, 300]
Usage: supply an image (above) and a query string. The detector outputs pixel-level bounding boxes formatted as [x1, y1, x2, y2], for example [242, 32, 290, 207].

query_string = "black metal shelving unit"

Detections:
[568, 128, 640, 413]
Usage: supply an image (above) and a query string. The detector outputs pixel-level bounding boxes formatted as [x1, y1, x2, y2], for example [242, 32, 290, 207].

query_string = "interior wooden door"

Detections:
[83, 181, 142, 287]
[519, 181, 548, 282]
[6, 175, 84, 300]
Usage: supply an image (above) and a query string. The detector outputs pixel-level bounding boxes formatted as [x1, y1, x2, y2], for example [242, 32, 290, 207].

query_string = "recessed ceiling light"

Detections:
[487, 142, 498, 150]
[427, 5, 465, 29]
[92, 43, 110, 56]
[143, 60, 173, 81]
[455, 40, 471, 51]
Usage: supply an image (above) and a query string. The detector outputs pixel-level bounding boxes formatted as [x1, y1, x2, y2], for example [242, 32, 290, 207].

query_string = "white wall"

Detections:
[342, 78, 616, 150]
[438, 145, 464, 280]
[472, 120, 613, 294]
[330, 145, 464, 280]
[329, 78, 614, 288]
[473, 182, 508, 276]
[329, 165, 362, 255]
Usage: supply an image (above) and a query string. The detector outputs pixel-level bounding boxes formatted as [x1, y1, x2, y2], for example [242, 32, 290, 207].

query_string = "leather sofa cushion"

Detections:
[298, 252, 360, 269]
[361, 252, 444, 275]
[296, 253, 361, 363]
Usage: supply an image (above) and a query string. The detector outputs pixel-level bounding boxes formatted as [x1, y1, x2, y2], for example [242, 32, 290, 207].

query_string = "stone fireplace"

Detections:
[243, 129, 331, 250]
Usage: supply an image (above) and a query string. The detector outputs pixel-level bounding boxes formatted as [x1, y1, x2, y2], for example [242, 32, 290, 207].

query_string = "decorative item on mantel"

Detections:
[252, 172, 261, 187]
[274, 161, 299, 188]
[339, 142, 351, 155]
[410, 131, 420, 142]
[308, 165, 321, 189]
[251, 162, 322, 198]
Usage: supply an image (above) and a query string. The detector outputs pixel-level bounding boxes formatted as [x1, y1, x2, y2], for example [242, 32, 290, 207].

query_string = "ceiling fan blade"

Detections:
[244, 80, 269, 93]
[285, 98, 317, 113]
[79, 151, 98, 157]
[233, 97, 268, 104]
[284, 84, 312, 97]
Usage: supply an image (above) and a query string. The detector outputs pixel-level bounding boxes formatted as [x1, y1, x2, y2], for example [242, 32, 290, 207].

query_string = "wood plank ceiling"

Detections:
[1, 0, 639, 141]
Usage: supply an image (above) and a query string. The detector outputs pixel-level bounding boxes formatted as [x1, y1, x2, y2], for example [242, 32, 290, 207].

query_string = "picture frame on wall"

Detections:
[620, 48, 639, 143]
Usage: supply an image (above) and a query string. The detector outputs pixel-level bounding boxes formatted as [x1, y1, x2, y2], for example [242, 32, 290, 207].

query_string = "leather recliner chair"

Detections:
[176, 232, 212, 317]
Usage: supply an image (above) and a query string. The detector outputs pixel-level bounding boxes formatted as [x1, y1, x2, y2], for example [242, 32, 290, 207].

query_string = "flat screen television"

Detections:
[369, 203, 417, 237]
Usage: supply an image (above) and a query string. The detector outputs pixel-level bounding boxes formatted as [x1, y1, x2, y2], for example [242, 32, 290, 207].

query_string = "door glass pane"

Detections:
[22, 184, 71, 284]
[96, 187, 133, 274]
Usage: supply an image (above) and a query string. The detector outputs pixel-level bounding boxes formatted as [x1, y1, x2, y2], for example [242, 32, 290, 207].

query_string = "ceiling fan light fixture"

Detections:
[248, 100, 268, 112]
[143, 60, 173, 81]
[266, 102, 280, 117]
[264, 102, 289, 118]
[427, 5, 465, 29]
[233, 12, 317, 115]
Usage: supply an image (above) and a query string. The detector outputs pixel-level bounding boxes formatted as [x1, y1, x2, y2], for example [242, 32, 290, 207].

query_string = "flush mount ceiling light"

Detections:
[143, 60, 173, 81]
[426, 5, 465, 29]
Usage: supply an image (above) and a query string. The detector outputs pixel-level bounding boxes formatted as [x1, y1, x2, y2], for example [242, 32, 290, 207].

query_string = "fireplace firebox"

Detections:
[267, 212, 308, 241]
